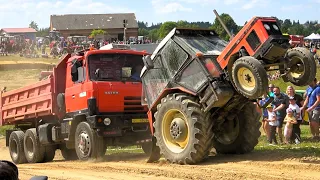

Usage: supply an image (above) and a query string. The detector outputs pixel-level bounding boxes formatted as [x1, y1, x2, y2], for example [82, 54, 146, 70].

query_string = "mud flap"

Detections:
[146, 137, 161, 163]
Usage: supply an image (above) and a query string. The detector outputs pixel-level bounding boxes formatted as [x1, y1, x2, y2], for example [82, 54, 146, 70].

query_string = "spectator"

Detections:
[272, 87, 289, 144]
[301, 78, 320, 141]
[288, 96, 302, 144]
[0, 160, 18, 180]
[286, 86, 303, 107]
[259, 94, 270, 140]
[266, 104, 277, 145]
[268, 84, 275, 97]
[283, 108, 297, 144]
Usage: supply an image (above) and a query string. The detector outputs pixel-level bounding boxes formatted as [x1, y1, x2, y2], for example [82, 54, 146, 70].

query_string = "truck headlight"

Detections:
[103, 118, 111, 126]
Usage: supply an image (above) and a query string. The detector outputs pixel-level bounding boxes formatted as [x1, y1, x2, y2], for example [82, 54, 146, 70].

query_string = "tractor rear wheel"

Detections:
[232, 56, 268, 99]
[285, 47, 316, 86]
[154, 93, 213, 164]
[212, 102, 261, 154]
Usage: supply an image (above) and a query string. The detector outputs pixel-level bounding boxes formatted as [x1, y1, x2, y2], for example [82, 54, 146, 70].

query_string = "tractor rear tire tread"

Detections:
[213, 102, 261, 154]
[154, 93, 213, 164]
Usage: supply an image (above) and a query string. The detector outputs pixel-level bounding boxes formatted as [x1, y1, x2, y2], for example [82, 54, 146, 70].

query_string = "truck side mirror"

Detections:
[142, 55, 154, 70]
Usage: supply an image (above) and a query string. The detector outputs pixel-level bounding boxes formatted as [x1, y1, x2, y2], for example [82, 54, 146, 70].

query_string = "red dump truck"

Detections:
[0, 44, 156, 164]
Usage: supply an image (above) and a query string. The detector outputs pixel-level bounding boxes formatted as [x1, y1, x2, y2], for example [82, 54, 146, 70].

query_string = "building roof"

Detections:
[51, 13, 138, 31]
[1, 28, 37, 33]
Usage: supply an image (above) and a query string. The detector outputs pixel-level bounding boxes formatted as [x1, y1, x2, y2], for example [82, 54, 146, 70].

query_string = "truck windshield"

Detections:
[176, 35, 228, 55]
[88, 53, 144, 82]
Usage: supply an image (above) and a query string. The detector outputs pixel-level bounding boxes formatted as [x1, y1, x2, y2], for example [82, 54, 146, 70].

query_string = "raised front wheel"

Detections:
[232, 56, 268, 99]
[285, 47, 316, 86]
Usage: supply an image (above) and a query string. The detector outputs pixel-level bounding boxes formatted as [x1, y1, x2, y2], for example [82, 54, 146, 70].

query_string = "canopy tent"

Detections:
[304, 33, 320, 40]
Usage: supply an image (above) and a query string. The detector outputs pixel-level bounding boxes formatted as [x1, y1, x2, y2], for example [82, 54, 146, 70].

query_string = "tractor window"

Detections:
[246, 30, 261, 51]
[160, 39, 188, 77]
[176, 59, 207, 92]
[142, 56, 170, 106]
[263, 21, 282, 35]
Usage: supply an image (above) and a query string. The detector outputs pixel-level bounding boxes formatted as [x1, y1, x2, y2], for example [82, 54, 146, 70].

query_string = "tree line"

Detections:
[138, 15, 320, 42]
[28, 13, 320, 41]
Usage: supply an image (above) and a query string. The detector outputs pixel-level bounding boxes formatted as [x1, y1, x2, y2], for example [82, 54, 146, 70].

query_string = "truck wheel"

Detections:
[232, 56, 268, 99]
[60, 144, 78, 161]
[42, 145, 56, 162]
[212, 102, 261, 154]
[9, 131, 27, 164]
[75, 122, 105, 160]
[154, 93, 213, 164]
[285, 47, 316, 86]
[24, 128, 45, 163]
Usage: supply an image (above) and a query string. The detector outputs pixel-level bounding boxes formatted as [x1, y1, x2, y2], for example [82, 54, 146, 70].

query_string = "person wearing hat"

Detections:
[266, 104, 278, 145]
[288, 96, 302, 144]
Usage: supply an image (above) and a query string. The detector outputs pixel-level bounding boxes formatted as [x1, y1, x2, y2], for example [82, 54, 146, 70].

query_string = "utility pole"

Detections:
[123, 19, 128, 44]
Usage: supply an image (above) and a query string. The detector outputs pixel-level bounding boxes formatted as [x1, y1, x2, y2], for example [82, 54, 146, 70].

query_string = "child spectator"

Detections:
[259, 95, 270, 139]
[288, 96, 302, 143]
[266, 104, 278, 145]
[283, 108, 297, 144]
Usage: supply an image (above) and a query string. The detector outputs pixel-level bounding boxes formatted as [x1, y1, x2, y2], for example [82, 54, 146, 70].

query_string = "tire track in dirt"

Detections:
[1, 139, 320, 180]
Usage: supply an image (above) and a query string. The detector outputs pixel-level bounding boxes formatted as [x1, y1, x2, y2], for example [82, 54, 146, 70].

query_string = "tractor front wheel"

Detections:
[154, 93, 213, 164]
[285, 47, 316, 86]
[232, 56, 268, 99]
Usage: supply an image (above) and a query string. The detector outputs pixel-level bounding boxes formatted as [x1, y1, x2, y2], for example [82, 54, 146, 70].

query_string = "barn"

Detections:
[0, 28, 37, 41]
[50, 13, 139, 41]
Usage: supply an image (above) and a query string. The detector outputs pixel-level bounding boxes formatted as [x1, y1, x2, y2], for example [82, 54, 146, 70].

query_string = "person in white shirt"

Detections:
[288, 96, 302, 144]
[267, 104, 278, 145]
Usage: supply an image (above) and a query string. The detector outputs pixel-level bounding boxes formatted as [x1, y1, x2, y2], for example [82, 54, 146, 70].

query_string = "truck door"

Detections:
[65, 59, 88, 114]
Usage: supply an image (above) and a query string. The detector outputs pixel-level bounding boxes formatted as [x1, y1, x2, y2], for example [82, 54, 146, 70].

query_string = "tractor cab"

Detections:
[141, 27, 234, 111]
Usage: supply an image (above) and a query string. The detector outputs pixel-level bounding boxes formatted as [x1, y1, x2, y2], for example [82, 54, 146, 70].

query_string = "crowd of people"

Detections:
[258, 78, 320, 145]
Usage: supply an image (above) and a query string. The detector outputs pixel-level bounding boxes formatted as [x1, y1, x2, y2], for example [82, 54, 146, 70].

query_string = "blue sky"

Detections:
[0, 0, 318, 28]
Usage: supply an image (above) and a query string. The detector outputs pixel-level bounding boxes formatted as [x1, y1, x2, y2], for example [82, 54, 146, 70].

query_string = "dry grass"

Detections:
[0, 54, 60, 64]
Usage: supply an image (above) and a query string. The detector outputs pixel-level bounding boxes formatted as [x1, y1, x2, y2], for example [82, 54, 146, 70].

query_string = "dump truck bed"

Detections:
[0, 76, 55, 126]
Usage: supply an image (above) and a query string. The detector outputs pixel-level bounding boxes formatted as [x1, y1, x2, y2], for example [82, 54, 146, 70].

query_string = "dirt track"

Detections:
[1, 139, 320, 180]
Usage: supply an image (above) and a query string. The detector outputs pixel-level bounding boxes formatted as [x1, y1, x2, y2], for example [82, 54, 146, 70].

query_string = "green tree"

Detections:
[90, 29, 106, 38]
[211, 13, 238, 41]
[149, 29, 159, 42]
[29, 21, 39, 31]
[138, 28, 149, 36]
[158, 21, 177, 38]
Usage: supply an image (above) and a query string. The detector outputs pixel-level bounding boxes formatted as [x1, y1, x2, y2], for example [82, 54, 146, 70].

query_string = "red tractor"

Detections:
[141, 10, 315, 164]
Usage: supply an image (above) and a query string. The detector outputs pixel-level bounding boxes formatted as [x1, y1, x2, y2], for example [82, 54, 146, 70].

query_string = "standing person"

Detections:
[268, 84, 275, 97]
[259, 94, 270, 139]
[286, 86, 303, 143]
[283, 108, 297, 144]
[286, 86, 303, 107]
[272, 87, 289, 144]
[288, 96, 302, 144]
[266, 104, 278, 145]
[301, 78, 320, 141]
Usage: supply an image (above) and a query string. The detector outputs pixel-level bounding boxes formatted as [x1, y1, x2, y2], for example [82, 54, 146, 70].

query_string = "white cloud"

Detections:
[152, 0, 193, 14]
[0, 0, 134, 28]
[224, 0, 240, 5]
[241, 0, 269, 10]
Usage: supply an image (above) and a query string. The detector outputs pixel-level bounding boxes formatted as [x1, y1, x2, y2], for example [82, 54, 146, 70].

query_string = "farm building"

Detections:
[50, 13, 139, 41]
[0, 28, 37, 41]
